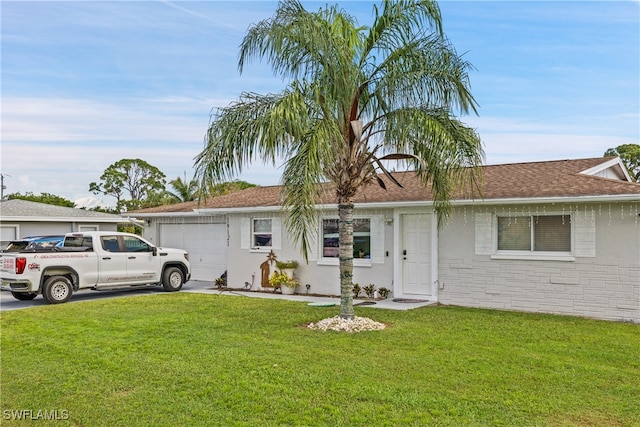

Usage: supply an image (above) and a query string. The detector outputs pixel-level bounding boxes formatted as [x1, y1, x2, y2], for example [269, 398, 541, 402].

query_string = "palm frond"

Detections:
[383, 106, 484, 222]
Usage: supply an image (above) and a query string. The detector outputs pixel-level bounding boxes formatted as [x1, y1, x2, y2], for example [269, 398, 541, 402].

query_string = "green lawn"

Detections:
[1, 293, 639, 426]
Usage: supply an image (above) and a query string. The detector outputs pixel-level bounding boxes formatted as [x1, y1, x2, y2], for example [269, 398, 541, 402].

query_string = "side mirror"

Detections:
[152, 246, 158, 256]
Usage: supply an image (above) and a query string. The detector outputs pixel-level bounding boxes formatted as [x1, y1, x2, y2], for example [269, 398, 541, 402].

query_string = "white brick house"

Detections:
[135, 157, 640, 323]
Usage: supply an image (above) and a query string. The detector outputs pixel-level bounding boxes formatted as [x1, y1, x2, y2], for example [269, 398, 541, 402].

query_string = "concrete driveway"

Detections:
[0, 280, 214, 311]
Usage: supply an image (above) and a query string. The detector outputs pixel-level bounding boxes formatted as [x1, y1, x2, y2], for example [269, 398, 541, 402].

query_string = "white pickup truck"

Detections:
[1, 231, 191, 304]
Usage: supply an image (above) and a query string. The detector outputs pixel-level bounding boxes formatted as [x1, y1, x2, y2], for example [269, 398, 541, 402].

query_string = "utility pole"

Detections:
[1, 173, 9, 200]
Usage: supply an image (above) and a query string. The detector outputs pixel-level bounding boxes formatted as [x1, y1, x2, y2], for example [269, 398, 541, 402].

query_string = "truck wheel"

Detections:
[11, 291, 37, 301]
[162, 267, 184, 292]
[42, 276, 73, 304]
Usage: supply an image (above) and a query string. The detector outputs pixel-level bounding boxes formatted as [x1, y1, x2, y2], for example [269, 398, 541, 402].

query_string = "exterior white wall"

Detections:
[226, 209, 395, 296]
[141, 216, 227, 281]
[2, 221, 116, 242]
[438, 203, 640, 323]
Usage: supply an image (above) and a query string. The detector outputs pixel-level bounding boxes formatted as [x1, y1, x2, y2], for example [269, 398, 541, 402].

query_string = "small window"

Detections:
[322, 218, 371, 259]
[497, 215, 571, 252]
[64, 236, 93, 248]
[101, 236, 121, 252]
[123, 235, 150, 252]
[252, 219, 272, 248]
[1, 226, 18, 242]
[1, 226, 18, 249]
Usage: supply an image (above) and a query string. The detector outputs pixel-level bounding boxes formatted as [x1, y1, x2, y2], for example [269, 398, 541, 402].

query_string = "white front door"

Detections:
[401, 213, 432, 296]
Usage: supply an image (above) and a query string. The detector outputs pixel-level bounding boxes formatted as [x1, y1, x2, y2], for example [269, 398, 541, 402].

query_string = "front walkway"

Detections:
[183, 280, 436, 311]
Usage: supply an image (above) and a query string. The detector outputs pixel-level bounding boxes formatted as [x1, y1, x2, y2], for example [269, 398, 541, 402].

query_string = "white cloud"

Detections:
[2, 96, 210, 143]
[1, 96, 221, 201]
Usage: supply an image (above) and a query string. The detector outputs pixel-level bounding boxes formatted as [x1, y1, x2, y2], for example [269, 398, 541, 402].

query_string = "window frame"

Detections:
[251, 218, 273, 251]
[123, 235, 152, 252]
[318, 216, 373, 266]
[101, 235, 121, 252]
[1, 225, 19, 248]
[492, 213, 575, 261]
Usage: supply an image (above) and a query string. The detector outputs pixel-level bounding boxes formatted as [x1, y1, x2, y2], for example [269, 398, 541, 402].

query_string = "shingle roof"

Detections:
[133, 158, 640, 214]
[0, 199, 126, 221]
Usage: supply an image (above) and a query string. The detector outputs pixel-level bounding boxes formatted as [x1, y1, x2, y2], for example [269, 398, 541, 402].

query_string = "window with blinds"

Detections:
[497, 215, 571, 252]
[252, 219, 272, 248]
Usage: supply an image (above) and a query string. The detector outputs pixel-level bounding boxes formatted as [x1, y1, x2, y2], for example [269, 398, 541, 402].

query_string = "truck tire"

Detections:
[11, 291, 37, 301]
[42, 276, 73, 304]
[162, 267, 184, 292]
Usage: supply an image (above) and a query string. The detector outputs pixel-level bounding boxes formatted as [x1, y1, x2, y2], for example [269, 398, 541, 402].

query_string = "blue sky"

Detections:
[2, 1, 638, 206]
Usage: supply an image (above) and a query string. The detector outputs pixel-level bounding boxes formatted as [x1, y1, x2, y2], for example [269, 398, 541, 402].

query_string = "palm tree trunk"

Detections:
[338, 203, 355, 319]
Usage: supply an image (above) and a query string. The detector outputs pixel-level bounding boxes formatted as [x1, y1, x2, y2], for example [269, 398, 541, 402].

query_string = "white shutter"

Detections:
[1, 226, 18, 241]
[573, 211, 595, 257]
[240, 217, 250, 249]
[370, 215, 385, 264]
[272, 217, 282, 250]
[475, 212, 493, 255]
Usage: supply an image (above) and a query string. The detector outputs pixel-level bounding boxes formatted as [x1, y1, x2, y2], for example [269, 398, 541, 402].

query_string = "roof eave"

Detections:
[193, 193, 639, 215]
[1, 216, 134, 223]
[133, 211, 216, 218]
[453, 194, 640, 206]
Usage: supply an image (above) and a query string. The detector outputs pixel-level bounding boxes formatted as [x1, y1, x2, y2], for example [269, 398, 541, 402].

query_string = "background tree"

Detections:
[7, 192, 74, 207]
[604, 144, 640, 182]
[207, 180, 257, 197]
[166, 174, 200, 203]
[195, 0, 483, 319]
[90, 159, 166, 211]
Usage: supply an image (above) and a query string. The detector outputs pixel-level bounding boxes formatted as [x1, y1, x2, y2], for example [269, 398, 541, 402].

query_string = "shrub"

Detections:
[363, 284, 375, 299]
[377, 287, 390, 299]
[275, 260, 299, 270]
[352, 283, 362, 298]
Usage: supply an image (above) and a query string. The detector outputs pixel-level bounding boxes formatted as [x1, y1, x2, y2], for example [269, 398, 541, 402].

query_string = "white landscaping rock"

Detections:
[307, 315, 386, 333]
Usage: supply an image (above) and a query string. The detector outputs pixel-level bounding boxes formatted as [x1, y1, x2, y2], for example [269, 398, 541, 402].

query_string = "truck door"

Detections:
[122, 235, 160, 284]
[97, 235, 129, 286]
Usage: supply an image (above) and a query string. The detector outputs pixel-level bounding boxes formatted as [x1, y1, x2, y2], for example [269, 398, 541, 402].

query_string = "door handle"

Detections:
[128, 256, 136, 260]
[402, 249, 407, 255]
[102, 257, 111, 260]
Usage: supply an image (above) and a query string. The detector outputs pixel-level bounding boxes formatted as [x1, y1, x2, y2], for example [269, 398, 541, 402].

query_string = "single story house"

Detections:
[134, 157, 640, 323]
[131, 202, 228, 282]
[0, 199, 136, 247]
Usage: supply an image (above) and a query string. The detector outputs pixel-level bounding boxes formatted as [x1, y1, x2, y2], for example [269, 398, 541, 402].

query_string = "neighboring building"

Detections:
[134, 157, 640, 323]
[0, 199, 136, 247]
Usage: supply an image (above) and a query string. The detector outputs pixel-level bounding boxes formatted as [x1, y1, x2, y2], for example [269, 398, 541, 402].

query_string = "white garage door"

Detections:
[159, 223, 227, 281]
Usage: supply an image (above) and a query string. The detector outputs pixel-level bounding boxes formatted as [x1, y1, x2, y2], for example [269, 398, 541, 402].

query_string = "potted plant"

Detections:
[269, 271, 300, 295]
[377, 287, 390, 299]
[275, 260, 299, 278]
[363, 284, 376, 299]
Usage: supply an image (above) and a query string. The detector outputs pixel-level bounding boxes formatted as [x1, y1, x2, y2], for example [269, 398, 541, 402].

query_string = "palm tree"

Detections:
[166, 174, 200, 203]
[194, 0, 484, 319]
